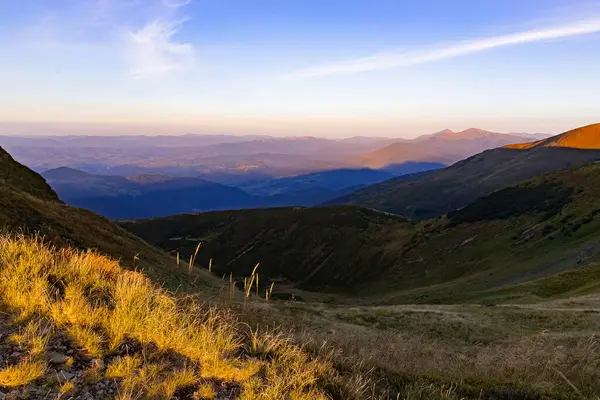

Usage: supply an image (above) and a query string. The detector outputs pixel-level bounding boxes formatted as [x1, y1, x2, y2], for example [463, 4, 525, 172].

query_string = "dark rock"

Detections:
[47, 351, 68, 364]
[58, 370, 75, 381]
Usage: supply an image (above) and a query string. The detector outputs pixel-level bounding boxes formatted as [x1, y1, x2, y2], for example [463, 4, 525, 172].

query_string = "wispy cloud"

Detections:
[126, 18, 195, 79]
[20, 0, 196, 79]
[124, 0, 196, 79]
[283, 18, 600, 78]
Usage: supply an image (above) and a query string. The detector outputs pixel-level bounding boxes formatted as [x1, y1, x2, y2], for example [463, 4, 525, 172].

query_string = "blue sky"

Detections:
[1, 0, 600, 137]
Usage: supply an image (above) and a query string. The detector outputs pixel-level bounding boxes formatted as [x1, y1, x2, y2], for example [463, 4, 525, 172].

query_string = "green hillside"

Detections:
[121, 206, 414, 294]
[126, 160, 600, 304]
[372, 161, 600, 304]
[329, 123, 600, 220]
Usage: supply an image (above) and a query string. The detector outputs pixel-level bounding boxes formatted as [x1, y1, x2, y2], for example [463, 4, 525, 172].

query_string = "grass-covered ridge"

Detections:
[0, 235, 337, 399]
[0, 146, 59, 202]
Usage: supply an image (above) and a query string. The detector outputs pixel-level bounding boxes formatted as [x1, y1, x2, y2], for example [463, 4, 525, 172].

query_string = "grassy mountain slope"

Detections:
[0, 147, 218, 290]
[332, 123, 600, 219]
[369, 161, 600, 303]
[506, 123, 600, 149]
[0, 147, 59, 202]
[0, 235, 341, 399]
[121, 206, 414, 293]
[127, 159, 600, 305]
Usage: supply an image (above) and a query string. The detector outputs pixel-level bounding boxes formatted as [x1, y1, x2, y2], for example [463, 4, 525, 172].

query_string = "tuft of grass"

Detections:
[196, 383, 216, 399]
[0, 359, 47, 388]
[117, 363, 198, 399]
[65, 324, 105, 357]
[9, 319, 51, 357]
[58, 380, 75, 397]
[106, 355, 142, 379]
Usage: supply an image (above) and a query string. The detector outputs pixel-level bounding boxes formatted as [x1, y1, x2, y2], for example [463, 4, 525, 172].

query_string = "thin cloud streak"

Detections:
[163, 0, 193, 7]
[283, 18, 600, 78]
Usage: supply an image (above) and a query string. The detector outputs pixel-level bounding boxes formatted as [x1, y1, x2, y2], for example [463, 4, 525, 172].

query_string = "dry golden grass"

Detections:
[106, 355, 143, 379]
[117, 363, 198, 399]
[9, 319, 51, 357]
[0, 359, 47, 388]
[196, 383, 216, 399]
[58, 380, 75, 396]
[0, 235, 332, 399]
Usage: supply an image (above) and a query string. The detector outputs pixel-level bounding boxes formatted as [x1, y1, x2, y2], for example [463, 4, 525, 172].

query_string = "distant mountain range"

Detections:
[43, 165, 437, 218]
[330, 124, 600, 219]
[1, 129, 548, 184]
[5, 127, 559, 219]
[42, 167, 262, 219]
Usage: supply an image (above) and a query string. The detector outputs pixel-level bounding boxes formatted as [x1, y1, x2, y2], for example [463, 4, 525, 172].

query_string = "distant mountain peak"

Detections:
[462, 128, 491, 134]
[429, 128, 504, 141]
[43, 166, 90, 180]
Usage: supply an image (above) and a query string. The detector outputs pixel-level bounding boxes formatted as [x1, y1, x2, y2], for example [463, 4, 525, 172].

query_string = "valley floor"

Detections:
[233, 293, 600, 399]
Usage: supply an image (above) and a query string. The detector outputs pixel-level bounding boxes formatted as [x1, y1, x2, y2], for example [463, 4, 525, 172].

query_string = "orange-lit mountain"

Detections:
[329, 123, 600, 219]
[358, 128, 541, 168]
[505, 123, 600, 150]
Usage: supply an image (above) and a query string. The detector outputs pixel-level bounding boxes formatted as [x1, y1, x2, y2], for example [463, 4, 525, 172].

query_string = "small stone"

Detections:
[0, 391, 6, 400]
[47, 351, 68, 364]
[9, 352, 21, 358]
[58, 371, 75, 381]
[91, 358, 105, 370]
[5, 391, 18, 400]
[16, 389, 29, 400]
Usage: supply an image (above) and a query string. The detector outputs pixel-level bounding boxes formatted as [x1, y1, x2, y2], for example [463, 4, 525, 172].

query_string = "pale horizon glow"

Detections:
[0, 118, 594, 140]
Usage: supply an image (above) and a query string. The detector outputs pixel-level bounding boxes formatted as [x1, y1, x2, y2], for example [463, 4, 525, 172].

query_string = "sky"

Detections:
[1, 0, 600, 138]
